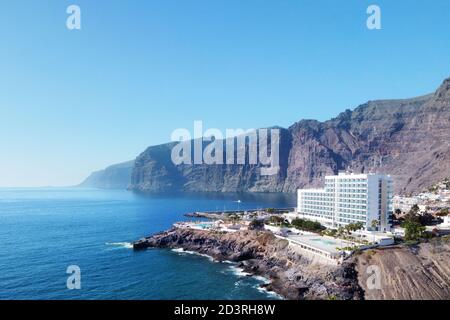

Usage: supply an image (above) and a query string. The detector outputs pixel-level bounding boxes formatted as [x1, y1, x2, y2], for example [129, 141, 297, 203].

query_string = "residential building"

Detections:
[297, 171, 393, 231]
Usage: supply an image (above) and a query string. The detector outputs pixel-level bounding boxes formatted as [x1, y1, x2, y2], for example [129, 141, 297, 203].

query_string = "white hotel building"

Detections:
[297, 172, 393, 231]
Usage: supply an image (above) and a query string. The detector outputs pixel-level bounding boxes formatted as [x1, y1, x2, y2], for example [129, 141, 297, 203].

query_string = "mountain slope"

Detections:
[129, 78, 450, 195]
[79, 160, 134, 189]
[282, 83, 450, 194]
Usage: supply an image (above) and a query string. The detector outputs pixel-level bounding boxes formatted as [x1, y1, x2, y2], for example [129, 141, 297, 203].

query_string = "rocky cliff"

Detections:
[133, 228, 363, 300]
[79, 160, 134, 189]
[130, 78, 450, 195]
[134, 228, 450, 300]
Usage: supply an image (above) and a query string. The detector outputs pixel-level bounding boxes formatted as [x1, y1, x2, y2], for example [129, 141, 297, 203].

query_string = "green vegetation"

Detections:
[319, 222, 372, 245]
[410, 204, 420, 215]
[291, 218, 325, 232]
[370, 219, 379, 231]
[403, 239, 419, 246]
[402, 205, 421, 224]
[401, 219, 426, 241]
[268, 215, 285, 226]
[436, 208, 449, 217]
[228, 214, 242, 224]
[419, 212, 435, 226]
[366, 249, 376, 257]
[427, 178, 450, 193]
[248, 219, 265, 230]
[346, 222, 364, 233]
[321, 229, 337, 237]
[266, 208, 275, 213]
[336, 245, 360, 252]
[399, 204, 438, 241]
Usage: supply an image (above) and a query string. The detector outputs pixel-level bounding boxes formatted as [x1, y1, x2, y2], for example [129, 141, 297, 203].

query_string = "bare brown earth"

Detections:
[355, 238, 450, 300]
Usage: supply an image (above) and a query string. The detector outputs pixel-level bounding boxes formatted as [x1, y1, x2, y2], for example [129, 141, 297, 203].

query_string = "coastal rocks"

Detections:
[133, 228, 363, 300]
[134, 228, 450, 300]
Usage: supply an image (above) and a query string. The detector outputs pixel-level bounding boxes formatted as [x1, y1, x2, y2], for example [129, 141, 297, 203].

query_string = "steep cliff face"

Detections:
[79, 160, 134, 189]
[129, 78, 450, 195]
[131, 129, 292, 193]
[283, 80, 450, 194]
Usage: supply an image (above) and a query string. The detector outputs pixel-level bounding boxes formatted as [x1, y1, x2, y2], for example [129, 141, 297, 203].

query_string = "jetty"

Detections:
[184, 207, 295, 219]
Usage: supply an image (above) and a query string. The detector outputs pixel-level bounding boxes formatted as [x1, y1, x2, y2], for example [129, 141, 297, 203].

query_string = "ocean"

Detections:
[0, 188, 295, 300]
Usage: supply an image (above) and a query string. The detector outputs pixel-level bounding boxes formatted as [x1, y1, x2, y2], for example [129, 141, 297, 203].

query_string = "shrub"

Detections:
[436, 208, 449, 217]
[401, 220, 426, 241]
[291, 218, 325, 232]
[268, 215, 284, 225]
[249, 219, 265, 230]
[419, 212, 435, 226]
[404, 240, 419, 246]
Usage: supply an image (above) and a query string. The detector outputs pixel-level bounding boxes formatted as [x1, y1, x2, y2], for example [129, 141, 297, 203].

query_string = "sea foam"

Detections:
[171, 248, 216, 262]
[105, 242, 133, 249]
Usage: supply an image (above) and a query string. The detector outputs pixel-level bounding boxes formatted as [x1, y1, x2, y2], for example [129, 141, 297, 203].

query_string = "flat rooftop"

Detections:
[286, 234, 354, 255]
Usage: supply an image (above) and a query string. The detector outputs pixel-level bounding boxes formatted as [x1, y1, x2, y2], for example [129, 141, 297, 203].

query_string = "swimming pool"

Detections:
[196, 223, 213, 229]
[310, 238, 338, 245]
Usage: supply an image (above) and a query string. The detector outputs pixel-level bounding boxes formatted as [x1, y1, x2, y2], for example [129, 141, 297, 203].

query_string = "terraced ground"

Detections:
[356, 238, 450, 300]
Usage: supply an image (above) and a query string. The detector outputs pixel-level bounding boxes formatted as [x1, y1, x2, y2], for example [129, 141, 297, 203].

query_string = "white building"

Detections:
[439, 215, 450, 228]
[393, 195, 419, 213]
[297, 172, 393, 231]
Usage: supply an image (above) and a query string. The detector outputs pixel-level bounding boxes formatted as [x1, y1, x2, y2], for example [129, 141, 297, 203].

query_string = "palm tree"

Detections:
[349, 222, 364, 242]
[371, 219, 379, 231]
[229, 214, 241, 225]
[269, 215, 284, 226]
[370, 219, 379, 244]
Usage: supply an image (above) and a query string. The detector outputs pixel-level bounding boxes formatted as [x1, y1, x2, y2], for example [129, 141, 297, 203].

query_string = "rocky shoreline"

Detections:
[133, 228, 364, 300]
[134, 228, 450, 300]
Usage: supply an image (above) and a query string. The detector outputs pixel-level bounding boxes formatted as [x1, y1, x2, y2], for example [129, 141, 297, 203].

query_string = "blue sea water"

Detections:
[0, 188, 295, 300]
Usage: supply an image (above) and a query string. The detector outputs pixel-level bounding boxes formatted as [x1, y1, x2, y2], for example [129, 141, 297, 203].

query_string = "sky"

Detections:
[0, 0, 449, 187]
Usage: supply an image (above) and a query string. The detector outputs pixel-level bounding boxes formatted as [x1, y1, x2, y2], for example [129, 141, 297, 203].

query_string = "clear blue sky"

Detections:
[1, 0, 449, 187]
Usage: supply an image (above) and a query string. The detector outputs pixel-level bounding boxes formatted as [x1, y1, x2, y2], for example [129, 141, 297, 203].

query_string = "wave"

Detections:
[226, 265, 251, 277]
[256, 284, 284, 300]
[253, 275, 271, 284]
[170, 248, 216, 262]
[171, 248, 283, 299]
[105, 242, 133, 249]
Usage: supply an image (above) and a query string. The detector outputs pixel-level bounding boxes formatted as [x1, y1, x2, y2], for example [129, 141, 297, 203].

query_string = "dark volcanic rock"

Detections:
[133, 228, 363, 300]
[129, 78, 450, 195]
